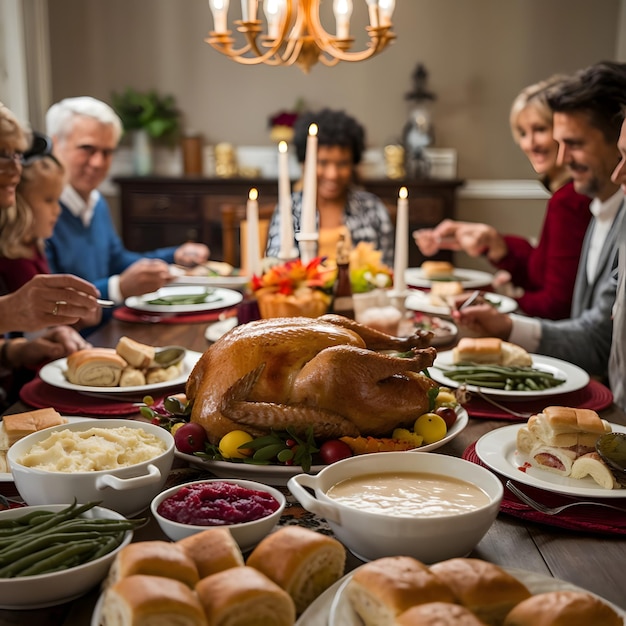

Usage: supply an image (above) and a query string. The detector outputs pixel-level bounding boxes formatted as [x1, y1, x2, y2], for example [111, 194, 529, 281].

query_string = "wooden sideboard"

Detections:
[114, 176, 464, 267]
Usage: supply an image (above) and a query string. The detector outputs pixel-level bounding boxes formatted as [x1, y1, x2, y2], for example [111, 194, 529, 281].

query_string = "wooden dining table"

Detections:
[1, 313, 625, 625]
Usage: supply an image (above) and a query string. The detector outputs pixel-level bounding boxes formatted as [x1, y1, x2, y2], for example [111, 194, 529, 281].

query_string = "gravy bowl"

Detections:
[8, 419, 174, 516]
[288, 451, 503, 563]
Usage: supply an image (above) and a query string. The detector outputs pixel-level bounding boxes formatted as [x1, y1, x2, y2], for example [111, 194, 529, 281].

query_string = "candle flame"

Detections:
[399, 186, 408, 199]
[308, 123, 318, 137]
[249, 188, 259, 200]
[278, 140, 288, 153]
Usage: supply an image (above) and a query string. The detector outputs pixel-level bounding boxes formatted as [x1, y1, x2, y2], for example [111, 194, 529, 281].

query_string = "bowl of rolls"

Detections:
[288, 451, 503, 563]
[7, 419, 175, 516]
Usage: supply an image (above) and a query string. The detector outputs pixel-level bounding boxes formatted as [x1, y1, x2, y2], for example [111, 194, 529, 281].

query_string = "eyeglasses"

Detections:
[0, 151, 24, 171]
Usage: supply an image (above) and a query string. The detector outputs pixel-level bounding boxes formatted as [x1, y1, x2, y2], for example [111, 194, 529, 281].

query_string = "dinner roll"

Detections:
[429, 558, 531, 626]
[115, 336, 155, 369]
[503, 590, 622, 626]
[108, 541, 199, 589]
[66, 348, 126, 387]
[246, 526, 346, 615]
[195, 566, 296, 626]
[177, 528, 244, 579]
[101, 574, 207, 626]
[345, 556, 458, 626]
[395, 602, 488, 625]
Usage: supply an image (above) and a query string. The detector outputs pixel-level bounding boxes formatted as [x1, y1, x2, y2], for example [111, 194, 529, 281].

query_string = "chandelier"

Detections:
[206, 0, 396, 73]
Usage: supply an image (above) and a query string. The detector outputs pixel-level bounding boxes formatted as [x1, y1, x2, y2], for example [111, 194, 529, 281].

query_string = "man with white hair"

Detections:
[45, 96, 209, 306]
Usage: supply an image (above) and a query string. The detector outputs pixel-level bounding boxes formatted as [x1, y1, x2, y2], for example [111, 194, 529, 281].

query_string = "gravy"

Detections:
[326, 472, 490, 517]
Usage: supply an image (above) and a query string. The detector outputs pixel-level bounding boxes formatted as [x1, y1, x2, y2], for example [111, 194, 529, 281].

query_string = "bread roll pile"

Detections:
[516, 406, 618, 489]
[100, 525, 346, 626]
[65, 337, 183, 388]
[343, 556, 622, 626]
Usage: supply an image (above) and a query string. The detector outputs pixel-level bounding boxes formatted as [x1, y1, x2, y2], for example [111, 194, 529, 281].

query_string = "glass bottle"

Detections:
[332, 234, 355, 319]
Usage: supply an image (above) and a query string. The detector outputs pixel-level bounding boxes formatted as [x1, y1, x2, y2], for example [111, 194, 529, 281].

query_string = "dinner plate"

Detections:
[475, 422, 626, 498]
[429, 352, 590, 400]
[410, 313, 458, 347]
[205, 316, 239, 342]
[125, 286, 243, 314]
[405, 290, 518, 316]
[174, 408, 469, 487]
[170, 274, 249, 290]
[0, 416, 95, 482]
[38, 351, 203, 396]
[405, 267, 494, 289]
[294, 566, 626, 626]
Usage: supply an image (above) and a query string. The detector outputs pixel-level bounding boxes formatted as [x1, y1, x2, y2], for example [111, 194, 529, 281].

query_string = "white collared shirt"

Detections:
[586, 189, 623, 283]
[60, 185, 100, 227]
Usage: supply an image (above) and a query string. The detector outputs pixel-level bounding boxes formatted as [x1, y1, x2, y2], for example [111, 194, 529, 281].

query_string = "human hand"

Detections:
[8, 326, 92, 369]
[434, 220, 506, 260]
[412, 228, 442, 256]
[0, 274, 100, 334]
[174, 242, 210, 267]
[119, 258, 174, 298]
[451, 303, 513, 339]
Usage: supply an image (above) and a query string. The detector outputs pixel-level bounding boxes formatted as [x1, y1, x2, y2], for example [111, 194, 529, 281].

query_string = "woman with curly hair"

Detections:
[265, 108, 394, 266]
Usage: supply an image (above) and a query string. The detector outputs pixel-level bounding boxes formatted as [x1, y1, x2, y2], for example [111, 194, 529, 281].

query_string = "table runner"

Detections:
[463, 442, 626, 535]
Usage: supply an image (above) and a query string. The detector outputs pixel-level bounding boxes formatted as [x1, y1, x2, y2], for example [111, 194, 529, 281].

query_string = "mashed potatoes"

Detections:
[17, 426, 167, 472]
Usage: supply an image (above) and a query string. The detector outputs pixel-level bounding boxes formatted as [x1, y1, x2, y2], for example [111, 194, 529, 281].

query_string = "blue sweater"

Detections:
[46, 195, 177, 299]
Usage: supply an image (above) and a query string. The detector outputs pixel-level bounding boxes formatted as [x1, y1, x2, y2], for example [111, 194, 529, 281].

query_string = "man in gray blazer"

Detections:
[453, 61, 626, 382]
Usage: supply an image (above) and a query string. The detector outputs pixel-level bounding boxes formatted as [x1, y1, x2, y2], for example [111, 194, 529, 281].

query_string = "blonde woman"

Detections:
[414, 76, 592, 320]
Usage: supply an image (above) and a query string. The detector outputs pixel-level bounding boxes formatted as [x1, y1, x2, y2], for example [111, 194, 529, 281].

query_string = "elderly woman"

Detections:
[265, 108, 394, 267]
[414, 76, 592, 320]
[0, 103, 98, 409]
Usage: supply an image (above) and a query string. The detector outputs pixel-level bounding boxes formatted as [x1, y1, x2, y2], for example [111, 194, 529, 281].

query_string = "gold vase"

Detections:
[256, 289, 330, 319]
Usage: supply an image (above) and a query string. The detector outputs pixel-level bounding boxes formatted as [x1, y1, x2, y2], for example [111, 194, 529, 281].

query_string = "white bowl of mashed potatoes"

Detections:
[288, 451, 503, 563]
[7, 419, 174, 516]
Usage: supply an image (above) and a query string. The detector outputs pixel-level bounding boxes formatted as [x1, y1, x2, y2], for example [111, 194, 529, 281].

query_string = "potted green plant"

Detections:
[111, 88, 182, 175]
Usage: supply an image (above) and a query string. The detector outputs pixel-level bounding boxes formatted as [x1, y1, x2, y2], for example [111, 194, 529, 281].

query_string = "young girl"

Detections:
[0, 154, 64, 292]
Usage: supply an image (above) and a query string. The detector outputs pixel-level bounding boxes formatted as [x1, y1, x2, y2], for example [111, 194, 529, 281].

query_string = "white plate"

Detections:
[295, 566, 626, 626]
[38, 351, 202, 396]
[174, 408, 468, 487]
[125, 285, 243, 314]
[171, 274, 249, 290]
[405, 267, 494, 289]
[205, 316, 239, 342]
[475, 422, 626, 499]
[405, 290, 518, 316]
[0, 416, 95, 482]
[429, 352, 590, 400]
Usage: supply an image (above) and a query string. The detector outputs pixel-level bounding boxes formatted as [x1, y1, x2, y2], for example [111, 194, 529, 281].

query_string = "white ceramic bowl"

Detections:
[288, 451, 503, 563]
[7, 419, 174, 517]
[0, 504, 133, 609]
[151, 478, 286, 551]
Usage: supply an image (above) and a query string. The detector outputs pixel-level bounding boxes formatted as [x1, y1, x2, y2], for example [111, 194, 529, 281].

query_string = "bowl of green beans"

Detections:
[0, 501, 141, 609]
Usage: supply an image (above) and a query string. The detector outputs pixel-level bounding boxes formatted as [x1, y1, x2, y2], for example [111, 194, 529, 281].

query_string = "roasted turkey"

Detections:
[186, 314, 438, 443]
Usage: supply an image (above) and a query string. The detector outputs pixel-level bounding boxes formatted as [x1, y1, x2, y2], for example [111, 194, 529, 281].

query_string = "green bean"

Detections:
[0, 531, 103, 564]
[18, 541, 99, 577]
[87, 532, 125, 561]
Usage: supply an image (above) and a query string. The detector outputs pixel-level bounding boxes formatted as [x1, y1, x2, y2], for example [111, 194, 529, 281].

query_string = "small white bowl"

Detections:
[0, 504, 133, 609]
[288, 451, 503, 563]
[8, 419, 174, 517]
[151, 478, 286, 551]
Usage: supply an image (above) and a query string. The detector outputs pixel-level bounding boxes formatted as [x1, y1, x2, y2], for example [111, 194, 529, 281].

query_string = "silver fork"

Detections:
[505, 481, 626, 515]
[456, 385, 533, 419]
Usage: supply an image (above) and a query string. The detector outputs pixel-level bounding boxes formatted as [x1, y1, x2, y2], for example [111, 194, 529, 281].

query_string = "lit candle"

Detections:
[298, 123, 318, 264]
[378, 0, 395, 27]
[246, 188, 262, 276]
[393, 186, 409, 294]
[333, 0, 353, 39]
[278, 141, 295, 259]
[209, 0, 230, 33]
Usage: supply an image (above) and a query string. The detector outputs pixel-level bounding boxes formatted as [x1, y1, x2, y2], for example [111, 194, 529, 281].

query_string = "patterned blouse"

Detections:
[265, 189, 395, 266]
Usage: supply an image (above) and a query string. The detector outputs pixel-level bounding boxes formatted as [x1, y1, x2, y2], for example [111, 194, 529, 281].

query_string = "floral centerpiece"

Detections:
[251, 257, 334, 319]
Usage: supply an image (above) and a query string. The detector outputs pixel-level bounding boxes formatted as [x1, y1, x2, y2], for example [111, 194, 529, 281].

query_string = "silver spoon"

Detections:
[152, 345, 187, 368]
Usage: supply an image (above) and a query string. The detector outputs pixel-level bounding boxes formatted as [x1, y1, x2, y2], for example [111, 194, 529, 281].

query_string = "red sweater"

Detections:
[496, 181, 592, 320]
[0, 246, 50, 294]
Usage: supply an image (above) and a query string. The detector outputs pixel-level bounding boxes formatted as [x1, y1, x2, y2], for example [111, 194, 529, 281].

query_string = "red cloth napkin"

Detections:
[461, 380, 613, 421]
[113, 306, 237, 324]
[463, 442, 626, 535]
[19, 378, 143, 416]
